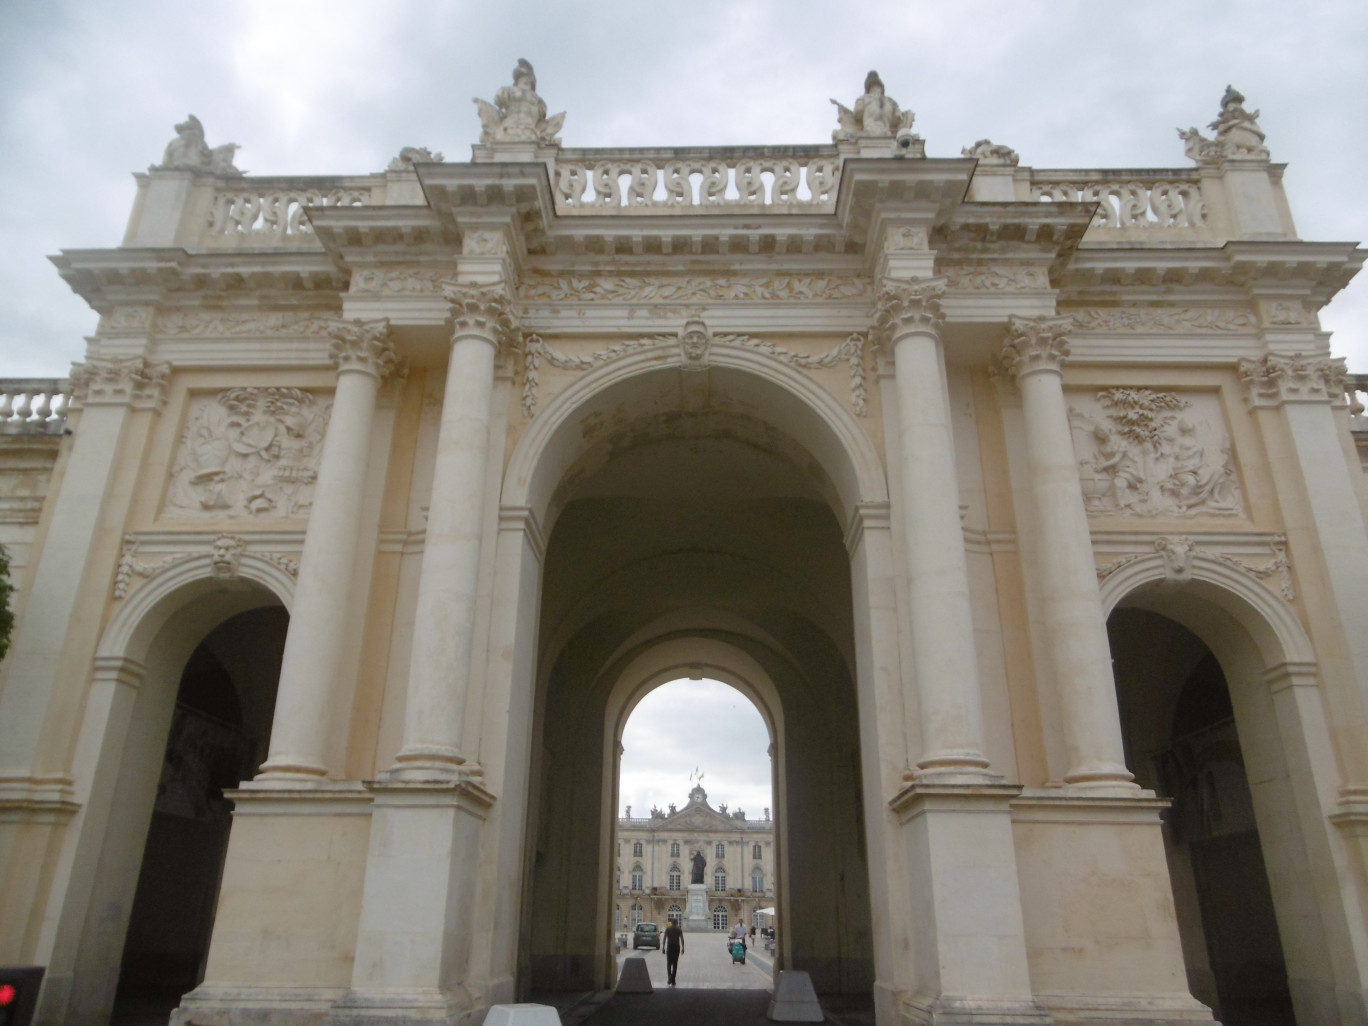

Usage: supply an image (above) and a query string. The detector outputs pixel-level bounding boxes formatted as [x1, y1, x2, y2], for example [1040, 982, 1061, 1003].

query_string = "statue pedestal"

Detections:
[682, 883, 711, 932]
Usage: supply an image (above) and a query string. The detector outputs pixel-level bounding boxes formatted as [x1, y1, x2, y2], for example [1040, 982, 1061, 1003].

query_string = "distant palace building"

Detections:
[614, 784, 774, 932]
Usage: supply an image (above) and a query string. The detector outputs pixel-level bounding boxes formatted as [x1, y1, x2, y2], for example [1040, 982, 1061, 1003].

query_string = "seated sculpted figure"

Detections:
[832, 71, 915, 142]
[474, 59, 565, 146]
[156, 115, 242, 174]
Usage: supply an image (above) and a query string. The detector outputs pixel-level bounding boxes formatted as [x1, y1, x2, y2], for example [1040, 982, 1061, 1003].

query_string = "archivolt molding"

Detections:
[98, 549, 296, 661]
[1095, 533, 1293, 600]
[503, 337, 889, 532]
[113, 531, 301, 601]
[521, 320, 868, 418]
[1099, 548, 1315, 674]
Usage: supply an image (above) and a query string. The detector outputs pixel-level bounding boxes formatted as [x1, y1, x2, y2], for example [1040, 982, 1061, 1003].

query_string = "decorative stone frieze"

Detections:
[154, 310, 337, 337]
[1239, 353, 1349, 407]
[352, 268, 452, 295]
[943, 265, 1049, 291]
[327, 319, 400, 381]
[521, 324, 867, 418]
[998, 315, 1072, 378]
[165, 387, 331, 519]
[1069, 388, 1242, 517]
[517, 275, 870, 304]
[883, 226, 928, 251]
[872, 277, 945, 347]
[1068, 307, 1258, 332]
[69, 356, 170, 410]
[442, 282, 518, 348]
[99, 307, 153, 334]
[462, 230, 508, 256]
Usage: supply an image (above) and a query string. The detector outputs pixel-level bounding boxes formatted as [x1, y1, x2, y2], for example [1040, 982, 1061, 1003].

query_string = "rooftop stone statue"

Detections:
[1178, 85, 1269, 166]
[832, 70, 915, 143]
[474, 58, 565, 147]
[154, 114, 242, 175]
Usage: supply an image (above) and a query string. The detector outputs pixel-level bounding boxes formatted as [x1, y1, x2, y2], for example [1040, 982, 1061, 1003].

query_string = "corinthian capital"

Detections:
[69, 356, 171, 409]
[1239, 352, 1349, 408]
[873, 277, 946, 348]
[328, 318, 400, 380]
[998, 315, 1072, 380]
[441, 282, 518, 349]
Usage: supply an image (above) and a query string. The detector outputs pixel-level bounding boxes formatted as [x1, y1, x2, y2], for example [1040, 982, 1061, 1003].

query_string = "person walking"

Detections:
[663, 918, 684, 986]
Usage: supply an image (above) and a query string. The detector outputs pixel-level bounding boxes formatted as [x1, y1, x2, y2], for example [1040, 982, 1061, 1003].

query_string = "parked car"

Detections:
[632, 922, 660, 949]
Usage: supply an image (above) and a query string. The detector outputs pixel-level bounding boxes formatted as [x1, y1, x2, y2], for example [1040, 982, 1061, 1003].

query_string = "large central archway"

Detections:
[499, 351, 886, 1000]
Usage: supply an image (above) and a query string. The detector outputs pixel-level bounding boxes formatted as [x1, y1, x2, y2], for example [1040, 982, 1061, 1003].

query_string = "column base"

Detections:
[172, 985, 347, 1026]
[1033, 992, 1214, 1025]
[900, 992, 1052, 1026]
[324, 987, 479, 1026]
[889, 783, 1040, 1014]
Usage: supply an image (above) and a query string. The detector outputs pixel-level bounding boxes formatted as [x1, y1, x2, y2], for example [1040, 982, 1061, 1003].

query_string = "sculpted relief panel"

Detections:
[165, 388, 331, 519]
[1068, 389, 1242, 518]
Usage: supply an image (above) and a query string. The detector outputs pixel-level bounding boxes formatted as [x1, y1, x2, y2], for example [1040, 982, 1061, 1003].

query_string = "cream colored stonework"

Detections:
[3, 72, 1368, 1026]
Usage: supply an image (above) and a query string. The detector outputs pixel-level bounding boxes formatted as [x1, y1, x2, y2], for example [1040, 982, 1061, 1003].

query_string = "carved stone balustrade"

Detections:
[1030, 169, 1217, 239]
[551, 148, 842, 213]
[0, 379, 72, 435]
[204, 178, 374, 246]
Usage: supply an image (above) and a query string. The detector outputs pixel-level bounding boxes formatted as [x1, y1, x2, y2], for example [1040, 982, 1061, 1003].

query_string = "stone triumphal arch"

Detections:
[3, 64, 1368, 1026]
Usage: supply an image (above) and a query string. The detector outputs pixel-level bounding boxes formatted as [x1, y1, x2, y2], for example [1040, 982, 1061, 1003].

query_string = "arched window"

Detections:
[714, 869, 726, 891]
[713, 905, 729, 931]
[633, 841, 643, 857]
[668, 864, 681, 890]
[631, 864, 644, 890]
[670, 840, 680, 857]
[630, 902, 644, 928]
[751, 867, 764, 893]
[667, 905, 683, 924]
[715, 842, 725, 860]
[752, 843, 762, 859]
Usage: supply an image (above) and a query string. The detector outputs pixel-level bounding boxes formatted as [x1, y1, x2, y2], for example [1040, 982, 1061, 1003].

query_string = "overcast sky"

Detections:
[620, 679, 773, 820]
[2, 0, 1367, 377]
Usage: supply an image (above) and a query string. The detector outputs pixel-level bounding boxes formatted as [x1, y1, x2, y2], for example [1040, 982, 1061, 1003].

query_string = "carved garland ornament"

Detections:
[1096, 534, 1293, 600]
[153, 311, 338, 337]
[521, 321, 868, 418]
[113, 533, 300, 599]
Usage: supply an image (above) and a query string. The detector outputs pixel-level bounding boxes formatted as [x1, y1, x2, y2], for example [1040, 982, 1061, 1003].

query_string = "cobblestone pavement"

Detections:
[616, 935, 773, 990]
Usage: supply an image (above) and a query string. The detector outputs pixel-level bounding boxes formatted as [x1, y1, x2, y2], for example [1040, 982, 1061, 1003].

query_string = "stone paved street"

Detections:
[616, 934, 773, 989]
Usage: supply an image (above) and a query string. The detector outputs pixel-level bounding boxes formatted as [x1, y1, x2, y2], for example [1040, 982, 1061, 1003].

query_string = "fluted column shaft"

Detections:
[1000, 316, 1133, 789]
[877, 280, 992, 779]
[390, 284, 514, 779]
[258, 321, 397, 781]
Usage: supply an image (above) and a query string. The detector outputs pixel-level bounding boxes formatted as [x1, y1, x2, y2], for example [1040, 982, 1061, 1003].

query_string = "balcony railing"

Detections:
[0, 380, 72, 435]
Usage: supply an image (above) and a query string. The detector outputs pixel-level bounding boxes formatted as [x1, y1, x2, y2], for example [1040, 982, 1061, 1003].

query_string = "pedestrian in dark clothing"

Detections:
[663, 919, 684, 985]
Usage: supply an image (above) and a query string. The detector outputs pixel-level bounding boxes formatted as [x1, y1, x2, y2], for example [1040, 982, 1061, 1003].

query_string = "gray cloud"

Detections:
[3, 0, 1366, 375]
[620, 679, 773, 819]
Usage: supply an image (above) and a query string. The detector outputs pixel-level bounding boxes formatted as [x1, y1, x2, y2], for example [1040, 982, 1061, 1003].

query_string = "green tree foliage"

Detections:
[0, 545, 14, 662]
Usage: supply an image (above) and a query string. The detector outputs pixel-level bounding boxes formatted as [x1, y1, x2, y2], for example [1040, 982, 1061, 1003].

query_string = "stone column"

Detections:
[257, 320, 398, 781]
[388, 283, 514, 780]
[998, 315, 1134, 790]
[874, 278, 992, 780]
